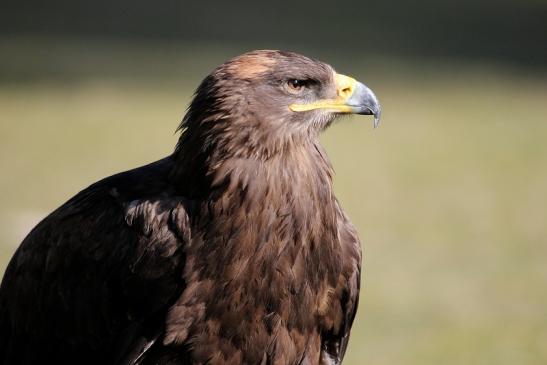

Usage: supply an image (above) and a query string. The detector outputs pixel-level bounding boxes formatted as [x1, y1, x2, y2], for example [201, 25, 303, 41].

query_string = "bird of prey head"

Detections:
[177, 50, 380, 161]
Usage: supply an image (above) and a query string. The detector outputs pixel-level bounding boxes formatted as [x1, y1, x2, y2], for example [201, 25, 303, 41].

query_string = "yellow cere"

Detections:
[289, 73, 357, 113]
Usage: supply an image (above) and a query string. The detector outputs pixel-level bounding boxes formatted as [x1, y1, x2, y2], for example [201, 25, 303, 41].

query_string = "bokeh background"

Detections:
[1, 1, 547, 364]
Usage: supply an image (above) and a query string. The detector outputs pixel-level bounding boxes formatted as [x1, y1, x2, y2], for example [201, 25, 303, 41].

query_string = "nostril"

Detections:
[340, 87, 352, 98]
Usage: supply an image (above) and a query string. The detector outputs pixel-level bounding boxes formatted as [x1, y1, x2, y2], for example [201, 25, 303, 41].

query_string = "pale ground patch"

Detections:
[11, 210, 48, 244]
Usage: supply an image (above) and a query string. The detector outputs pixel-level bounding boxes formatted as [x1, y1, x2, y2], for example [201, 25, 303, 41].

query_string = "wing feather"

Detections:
[321, 202, 362, 364]
[0, 160, 191, 365]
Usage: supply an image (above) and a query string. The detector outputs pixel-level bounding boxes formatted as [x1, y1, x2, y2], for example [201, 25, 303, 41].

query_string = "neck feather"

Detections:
[170, 113, 330, 197]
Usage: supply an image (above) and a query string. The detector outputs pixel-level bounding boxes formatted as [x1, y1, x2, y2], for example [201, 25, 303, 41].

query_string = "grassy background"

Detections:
[1, 39, 547, 364]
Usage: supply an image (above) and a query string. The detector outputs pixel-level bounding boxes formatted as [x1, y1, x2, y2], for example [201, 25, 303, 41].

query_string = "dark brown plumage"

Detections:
[0, 50, 380, 365]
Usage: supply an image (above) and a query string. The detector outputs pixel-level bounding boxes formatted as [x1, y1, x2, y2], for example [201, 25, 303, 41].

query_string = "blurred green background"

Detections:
[1, 1, 547, 364]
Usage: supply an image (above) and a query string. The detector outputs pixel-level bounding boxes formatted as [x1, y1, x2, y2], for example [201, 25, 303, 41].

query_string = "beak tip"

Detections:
[350, 81, 381, 128]
[373, 107, 381, 128]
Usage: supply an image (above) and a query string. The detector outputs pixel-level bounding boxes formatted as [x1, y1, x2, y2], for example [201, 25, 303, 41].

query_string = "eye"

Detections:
[286, 79, 309, 93]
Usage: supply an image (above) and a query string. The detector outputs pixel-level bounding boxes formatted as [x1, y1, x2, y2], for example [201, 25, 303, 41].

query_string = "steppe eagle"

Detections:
[0, 50, 380, 365]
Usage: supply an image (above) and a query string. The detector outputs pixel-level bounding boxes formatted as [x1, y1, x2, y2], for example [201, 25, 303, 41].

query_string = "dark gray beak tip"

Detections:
[357, 106, 381, 128]
[373, 106, 381, 128]
[350, 81, 381, 128]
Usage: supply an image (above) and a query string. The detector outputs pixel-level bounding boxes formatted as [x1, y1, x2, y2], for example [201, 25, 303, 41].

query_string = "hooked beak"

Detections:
[289, 73, 382, 127]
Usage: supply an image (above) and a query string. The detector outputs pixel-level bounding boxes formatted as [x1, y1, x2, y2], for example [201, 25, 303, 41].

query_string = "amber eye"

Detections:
[286, 79, 308, 93]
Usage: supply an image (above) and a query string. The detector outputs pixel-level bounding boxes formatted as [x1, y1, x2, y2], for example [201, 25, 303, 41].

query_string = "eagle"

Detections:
[0, 50, 380, 365]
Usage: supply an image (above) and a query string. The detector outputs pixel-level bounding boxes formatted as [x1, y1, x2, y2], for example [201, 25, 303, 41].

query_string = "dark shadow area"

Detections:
[1, 0, 546, 68]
